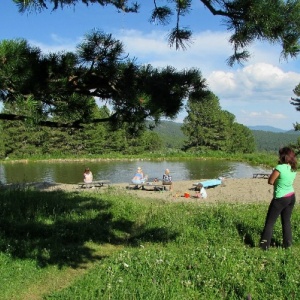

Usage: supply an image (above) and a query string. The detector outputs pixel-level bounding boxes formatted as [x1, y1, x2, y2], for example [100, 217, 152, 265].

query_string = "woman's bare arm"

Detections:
[268, 169, 280, 185]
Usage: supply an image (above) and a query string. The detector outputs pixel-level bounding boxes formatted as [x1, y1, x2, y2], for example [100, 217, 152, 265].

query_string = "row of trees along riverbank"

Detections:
[0, 91, 256, 159]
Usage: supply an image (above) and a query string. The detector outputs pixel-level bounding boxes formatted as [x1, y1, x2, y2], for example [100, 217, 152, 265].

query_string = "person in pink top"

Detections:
[83, 167, 93, 183]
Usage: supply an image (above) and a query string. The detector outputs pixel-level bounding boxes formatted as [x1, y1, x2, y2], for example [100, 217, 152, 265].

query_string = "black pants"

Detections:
[260, 194, 295, 250]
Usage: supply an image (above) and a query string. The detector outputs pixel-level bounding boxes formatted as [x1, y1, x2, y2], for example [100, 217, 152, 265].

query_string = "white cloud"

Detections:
[241, 63, 298, 90]
[247, 110, 287, 120]
[115, 29, 233, 73]
[237, 109, 292, 129]
[29, 34, 80, 53]
[206, 71, 236, 93]
[208, 63, 300, 102]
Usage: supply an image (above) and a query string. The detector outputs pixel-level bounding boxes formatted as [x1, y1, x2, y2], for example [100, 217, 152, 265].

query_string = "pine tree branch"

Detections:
[0, 113, 118, 128]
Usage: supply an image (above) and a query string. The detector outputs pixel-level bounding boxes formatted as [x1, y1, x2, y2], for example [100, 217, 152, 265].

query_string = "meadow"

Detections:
[1, 185, 300, 299]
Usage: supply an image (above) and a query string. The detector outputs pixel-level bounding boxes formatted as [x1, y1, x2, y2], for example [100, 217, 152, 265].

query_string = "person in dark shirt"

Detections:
[162, 168, 173, 191]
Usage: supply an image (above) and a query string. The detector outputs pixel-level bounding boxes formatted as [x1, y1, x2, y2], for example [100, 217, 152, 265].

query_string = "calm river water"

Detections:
[0, 160, 271, 184]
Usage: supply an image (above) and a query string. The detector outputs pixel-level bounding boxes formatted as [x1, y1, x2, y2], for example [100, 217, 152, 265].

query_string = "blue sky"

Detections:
[1, 0, 300, 130]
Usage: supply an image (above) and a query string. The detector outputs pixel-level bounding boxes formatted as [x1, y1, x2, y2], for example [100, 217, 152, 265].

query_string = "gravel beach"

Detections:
[13, 175, 300, 204]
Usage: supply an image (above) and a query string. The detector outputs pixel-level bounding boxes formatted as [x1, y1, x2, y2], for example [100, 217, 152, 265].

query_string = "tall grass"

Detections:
[1, 187, 299, 299]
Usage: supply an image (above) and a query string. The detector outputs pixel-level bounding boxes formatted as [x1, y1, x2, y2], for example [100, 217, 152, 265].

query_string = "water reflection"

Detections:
[0, 160, 271, 184]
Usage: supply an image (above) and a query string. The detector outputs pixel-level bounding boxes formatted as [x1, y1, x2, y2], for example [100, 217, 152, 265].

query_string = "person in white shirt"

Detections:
[195, 183, 207, 199]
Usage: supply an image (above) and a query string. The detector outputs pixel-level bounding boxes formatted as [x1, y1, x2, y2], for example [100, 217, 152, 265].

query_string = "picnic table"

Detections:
[78, 180, 110, 189]
[145, 182, 167, 191]
[127, 181, 167, 191]
[252, 173, 269, 179]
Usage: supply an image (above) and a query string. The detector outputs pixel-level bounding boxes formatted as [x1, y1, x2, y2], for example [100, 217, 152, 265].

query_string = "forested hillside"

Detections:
[251, 130, 300, 152]
[153, 123, 300, 152]
[151, 121, 186, 149]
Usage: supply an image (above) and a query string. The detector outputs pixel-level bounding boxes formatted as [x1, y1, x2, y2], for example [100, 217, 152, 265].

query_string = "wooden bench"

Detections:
[127, 182, 167, 191]
[148, 182, 167, 191]
[253, 173, 269, 179]
[78, 180, 110, 189]
[127, 183, 146, 190]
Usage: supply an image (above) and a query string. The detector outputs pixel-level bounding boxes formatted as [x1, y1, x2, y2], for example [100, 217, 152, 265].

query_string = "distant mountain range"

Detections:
[247, 125, 299, 133]
[155, 123, 299, 134]
[247, 125, 286, 132]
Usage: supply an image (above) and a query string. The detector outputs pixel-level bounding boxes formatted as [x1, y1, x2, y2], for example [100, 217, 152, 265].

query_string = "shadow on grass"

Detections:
[236, 222, 284, 249]
[129, 227, 178, 245]
[235, 223, 257, 248]
[0, 189, 178, 269]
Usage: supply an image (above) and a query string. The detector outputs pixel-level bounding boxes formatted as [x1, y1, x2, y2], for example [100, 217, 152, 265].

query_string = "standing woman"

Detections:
[260, 147, 297, 250]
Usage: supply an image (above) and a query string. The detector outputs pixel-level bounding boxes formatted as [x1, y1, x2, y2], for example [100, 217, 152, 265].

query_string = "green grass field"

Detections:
[1, 186, 299, 299]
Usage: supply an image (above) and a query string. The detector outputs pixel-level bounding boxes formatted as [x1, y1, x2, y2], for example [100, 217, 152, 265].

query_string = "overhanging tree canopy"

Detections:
[0, 30, 208, 128]
[13, 0, 300, 65]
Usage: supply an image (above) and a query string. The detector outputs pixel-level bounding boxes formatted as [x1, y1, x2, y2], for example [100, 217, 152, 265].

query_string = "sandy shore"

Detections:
[7, 175, 299, 204]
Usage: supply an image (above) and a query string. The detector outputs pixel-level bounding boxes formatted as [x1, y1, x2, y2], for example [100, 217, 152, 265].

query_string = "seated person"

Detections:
[83, 167, 93, 183]
[162, 168, 173, 191]
[132, 167, 147, 185]
[195, 183, 207, 199]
